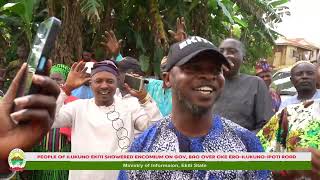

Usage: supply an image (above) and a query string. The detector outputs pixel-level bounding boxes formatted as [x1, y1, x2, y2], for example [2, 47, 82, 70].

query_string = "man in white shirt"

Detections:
[54, 60, 161, 180]
[279, 61, 320, 110]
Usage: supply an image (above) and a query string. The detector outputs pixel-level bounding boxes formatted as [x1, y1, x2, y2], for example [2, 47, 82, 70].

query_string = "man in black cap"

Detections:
[118, 36, 270, 179]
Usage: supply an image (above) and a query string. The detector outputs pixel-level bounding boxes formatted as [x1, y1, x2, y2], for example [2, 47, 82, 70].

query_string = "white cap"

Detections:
[85, 62, 95, 74]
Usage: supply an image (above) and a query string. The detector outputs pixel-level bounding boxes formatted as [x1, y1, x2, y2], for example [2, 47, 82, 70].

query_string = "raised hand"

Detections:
[64, 62, 91, 91]
[123, 73, 148, 103]
[124, 83, 148, 102]
[101, 30, 123, 57]
[0, 62, 60, 173]
[168, 17, 188, 43]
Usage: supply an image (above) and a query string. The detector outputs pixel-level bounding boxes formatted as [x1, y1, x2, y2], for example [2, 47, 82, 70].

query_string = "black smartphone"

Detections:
[18, 17, 61, 96]
[124, 73, 145, 91]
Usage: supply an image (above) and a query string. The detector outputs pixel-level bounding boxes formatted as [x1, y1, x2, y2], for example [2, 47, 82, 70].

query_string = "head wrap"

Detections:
[91, 60, 119, 77]
[50, 64, 71, 80]
[255, 59, 273, 75]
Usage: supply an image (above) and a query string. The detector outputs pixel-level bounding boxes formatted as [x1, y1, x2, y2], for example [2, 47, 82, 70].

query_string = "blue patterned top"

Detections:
[118, 115, 271, 180]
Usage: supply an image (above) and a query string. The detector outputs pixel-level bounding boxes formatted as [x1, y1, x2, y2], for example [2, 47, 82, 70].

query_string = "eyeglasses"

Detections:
[106, 105, 130, 152]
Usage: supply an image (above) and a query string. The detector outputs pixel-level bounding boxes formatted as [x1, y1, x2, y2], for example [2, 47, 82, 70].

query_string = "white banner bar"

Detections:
[24, 152, 311, 162]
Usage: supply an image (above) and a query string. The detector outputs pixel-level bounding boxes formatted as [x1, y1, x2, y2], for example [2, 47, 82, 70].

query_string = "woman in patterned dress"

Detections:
[257, 99, 320, 179]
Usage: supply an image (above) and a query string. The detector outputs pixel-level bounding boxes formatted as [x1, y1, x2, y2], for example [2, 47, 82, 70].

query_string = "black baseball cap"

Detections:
[164, 36, 229, 71]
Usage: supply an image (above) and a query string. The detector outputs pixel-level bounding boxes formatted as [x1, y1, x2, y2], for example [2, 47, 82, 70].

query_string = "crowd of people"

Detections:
[0, 17, 319, 180]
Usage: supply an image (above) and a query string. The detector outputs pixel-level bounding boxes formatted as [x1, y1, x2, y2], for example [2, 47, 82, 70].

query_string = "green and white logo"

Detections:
[8, 148, 26, 172]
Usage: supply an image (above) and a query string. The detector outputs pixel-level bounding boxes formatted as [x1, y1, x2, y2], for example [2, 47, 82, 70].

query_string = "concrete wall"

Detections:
[285, 46, 298, 65]
[272, 45, 290, 68]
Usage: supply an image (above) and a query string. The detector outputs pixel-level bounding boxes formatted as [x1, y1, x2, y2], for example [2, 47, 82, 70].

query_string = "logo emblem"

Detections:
[8, 148, 26, 172]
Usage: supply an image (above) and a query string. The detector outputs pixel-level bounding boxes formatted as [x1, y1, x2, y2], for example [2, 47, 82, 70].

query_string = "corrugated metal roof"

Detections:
[275, 38, 320, 50]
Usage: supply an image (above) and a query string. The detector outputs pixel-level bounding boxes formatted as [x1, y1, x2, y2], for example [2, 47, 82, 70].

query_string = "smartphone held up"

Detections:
[18, 17, 61, 97]
[124, 73, 149, 92]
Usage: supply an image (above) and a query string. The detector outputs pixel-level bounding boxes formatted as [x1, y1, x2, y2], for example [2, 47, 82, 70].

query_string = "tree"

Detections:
[50, 0, 83, 65]
[0, 0, 43, 46]
[1, 0, 290, 77]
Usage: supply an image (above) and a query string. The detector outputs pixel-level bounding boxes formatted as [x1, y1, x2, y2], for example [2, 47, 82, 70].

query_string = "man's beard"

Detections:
[296, 82, 314, 92]
[176, 88, 212, 117]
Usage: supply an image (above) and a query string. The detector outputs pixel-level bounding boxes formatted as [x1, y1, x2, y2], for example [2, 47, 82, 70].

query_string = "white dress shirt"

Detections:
[52, 90, 162, 180]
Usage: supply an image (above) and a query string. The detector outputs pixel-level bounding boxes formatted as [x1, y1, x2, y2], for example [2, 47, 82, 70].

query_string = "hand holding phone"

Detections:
[124, 73, 145, 92]
[124, 73, 150, 102]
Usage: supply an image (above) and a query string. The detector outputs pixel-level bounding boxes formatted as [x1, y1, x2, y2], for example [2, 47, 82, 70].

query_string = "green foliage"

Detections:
[153, 47, 164, 76]
[270, 0, 288, 7]
[80, 0, 104, 23]
[139, 54, 150, 72]
[1, 0, 289, 77]
[216, 0, 234, 24]
[3, 0, 41, 45]
[0, 0, 45, 54]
